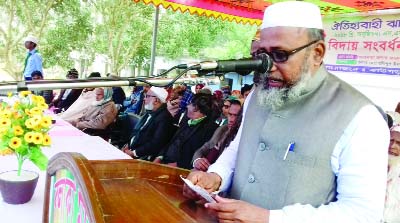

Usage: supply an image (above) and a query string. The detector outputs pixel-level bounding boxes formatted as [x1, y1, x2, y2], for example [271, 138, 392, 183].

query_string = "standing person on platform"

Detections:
[23, 36, 43, 81]
[183, 2, 389, 223]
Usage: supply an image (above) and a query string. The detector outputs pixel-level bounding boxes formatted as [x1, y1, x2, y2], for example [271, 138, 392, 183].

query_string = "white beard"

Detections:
[257, 71, 312, 110]
[144, 103, 153, 111]
[92, 100, 104, 106]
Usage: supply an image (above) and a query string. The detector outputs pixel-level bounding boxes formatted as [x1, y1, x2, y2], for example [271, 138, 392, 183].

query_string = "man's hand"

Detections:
[167, 97, 182, 117]
[122, 146, 135, 158]
[153, 157, 162, 163]
[183, 171, 222, 201]
[193, 158, 210, 171]
[167, 162, 177, 167]
[205, 195, 270, 223]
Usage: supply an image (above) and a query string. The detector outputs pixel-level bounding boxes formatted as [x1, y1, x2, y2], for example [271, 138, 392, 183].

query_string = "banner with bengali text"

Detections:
[323, 13, 400, 75]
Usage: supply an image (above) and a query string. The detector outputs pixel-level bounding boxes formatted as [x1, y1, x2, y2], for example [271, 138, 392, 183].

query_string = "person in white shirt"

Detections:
[183, 2, 389, 223]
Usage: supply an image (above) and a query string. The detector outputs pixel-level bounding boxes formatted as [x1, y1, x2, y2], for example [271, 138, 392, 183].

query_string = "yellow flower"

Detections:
[40, 116, 52, 128]
[0, 118, 11, 128]
[30, 107, 42, 115]
[32, 132, 43, 144]
[19, 91, 31, 97]
[25, 119, 36, 129]
[24, 132, 35, 143]
[34, 96, 45, 104]
[8, 137, 22, 149]
[25, 108, 32, 116]
[42, 134, 51, 146]
[13, 125, 24, 136]
[13, 101, 20, 109]
[7, 92, 12, 97]
[0, 110, 11, 119]
[0, 147, 14, 156]
[37, 102, 48, 110]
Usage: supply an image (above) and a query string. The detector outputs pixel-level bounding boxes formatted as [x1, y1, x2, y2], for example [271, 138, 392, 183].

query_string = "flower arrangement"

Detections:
[0, 91, 52, 176]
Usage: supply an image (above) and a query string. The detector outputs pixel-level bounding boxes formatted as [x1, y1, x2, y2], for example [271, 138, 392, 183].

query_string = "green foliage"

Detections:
[90, 0, 154, 74]
[41, 1, 93, 68]
[157, 10, 255, 61]
[0, 0, 257, 79]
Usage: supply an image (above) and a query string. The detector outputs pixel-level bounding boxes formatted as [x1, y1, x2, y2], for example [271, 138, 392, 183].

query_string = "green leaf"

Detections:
[28, 148, 48, 171]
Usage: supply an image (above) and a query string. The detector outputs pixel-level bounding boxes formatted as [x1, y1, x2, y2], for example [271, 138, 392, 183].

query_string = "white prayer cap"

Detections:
[149, 86, 168, 103]
[261, 1, 323, 30]
[24, 35, 39, 44]
[391, 125, 400, 133]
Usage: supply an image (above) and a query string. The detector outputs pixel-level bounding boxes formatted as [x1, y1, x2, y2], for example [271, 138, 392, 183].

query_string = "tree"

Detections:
[157, 10, 255, 60]
[0, 0, 92, 80]
[90, 0, 154, 75]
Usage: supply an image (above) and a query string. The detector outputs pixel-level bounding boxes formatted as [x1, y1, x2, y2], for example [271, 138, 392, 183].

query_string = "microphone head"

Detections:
[255, 53, 273, 73]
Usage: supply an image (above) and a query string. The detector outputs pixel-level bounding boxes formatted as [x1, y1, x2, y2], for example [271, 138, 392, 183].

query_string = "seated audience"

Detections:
[215, 97, 237, 126]
[59, 72, 102, 121]
[31, 70, 53, 104]
[156, 93, 219, 169]
[221, 85, 231, 99]
[192, 99, 242, 171]
[194, 83, 204, 94]
[123, 84, 144, 114]
[384, 125, 400, 222]
[122, 87, 176, 160]
[51, 68, 82, 113]
[68, 87, 117, 130]
[199, 86, 213, 95]
[241, 84, 253, 101]
[108, 75, 126, 110]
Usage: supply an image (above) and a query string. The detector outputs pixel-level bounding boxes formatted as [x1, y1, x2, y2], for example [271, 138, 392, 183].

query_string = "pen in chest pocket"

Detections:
[283, 141, 295, 160]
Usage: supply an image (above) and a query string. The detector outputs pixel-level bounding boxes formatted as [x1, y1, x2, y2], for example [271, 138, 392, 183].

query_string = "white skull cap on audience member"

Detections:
[149, 86, 168, 103]
[24, 36, 39, 44]
[391, 125, 400, 133]
[261, 1, 323, 29]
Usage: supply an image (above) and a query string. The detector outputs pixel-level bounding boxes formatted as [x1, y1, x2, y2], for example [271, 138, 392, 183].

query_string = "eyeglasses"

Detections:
[252, 40, 319, 63]
[145, 94, 157, 99]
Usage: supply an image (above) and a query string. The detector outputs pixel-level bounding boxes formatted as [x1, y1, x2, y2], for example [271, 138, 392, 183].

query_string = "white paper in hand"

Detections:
[181, 175, 216, 203]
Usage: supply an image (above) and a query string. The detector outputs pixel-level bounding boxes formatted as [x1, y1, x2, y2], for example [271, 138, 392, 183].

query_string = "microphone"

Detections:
[178, 53, 273, 75]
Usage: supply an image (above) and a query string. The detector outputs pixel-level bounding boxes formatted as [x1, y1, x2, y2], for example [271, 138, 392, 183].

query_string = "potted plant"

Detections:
[0, 91, 52, 204]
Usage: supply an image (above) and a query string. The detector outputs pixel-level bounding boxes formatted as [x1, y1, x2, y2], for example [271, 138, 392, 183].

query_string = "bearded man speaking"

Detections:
[183, 1, 389, 223]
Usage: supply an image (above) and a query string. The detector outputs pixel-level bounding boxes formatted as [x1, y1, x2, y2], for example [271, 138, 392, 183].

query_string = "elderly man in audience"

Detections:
[59, 72, 102, 121]
[68, 87, 117, 130]
[122, 87, 176, 160]
[192, 99, 242, 171]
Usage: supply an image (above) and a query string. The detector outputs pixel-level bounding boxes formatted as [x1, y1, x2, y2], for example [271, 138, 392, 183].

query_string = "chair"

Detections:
[109, 112, 143, 148]
[82, 121, 116, 141]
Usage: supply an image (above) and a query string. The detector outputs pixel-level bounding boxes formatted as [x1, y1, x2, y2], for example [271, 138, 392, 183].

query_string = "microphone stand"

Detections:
[0, 65, 220, 93]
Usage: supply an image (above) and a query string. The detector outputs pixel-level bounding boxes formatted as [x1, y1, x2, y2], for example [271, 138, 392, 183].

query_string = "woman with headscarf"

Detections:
[69, 87, 118, 130]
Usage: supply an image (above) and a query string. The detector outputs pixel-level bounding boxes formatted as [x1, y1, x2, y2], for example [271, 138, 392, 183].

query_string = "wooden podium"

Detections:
[42, 152, 217, 223]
